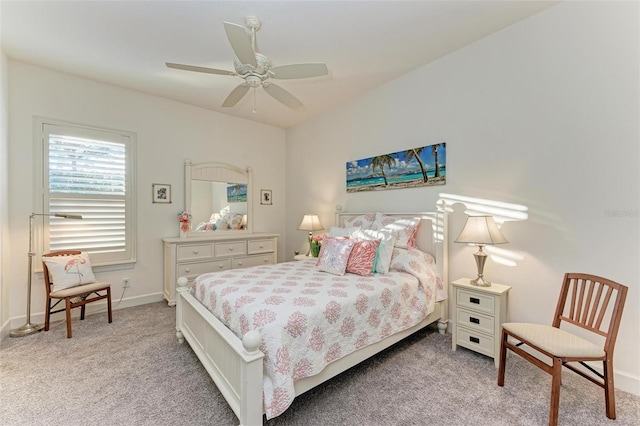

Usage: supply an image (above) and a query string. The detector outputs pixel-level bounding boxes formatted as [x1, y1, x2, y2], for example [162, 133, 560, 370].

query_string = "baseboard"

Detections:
[0, 292, 164, 338]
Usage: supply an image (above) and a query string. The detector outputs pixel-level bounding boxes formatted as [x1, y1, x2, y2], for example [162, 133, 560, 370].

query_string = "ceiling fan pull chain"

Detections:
[252, 87, 257, 114]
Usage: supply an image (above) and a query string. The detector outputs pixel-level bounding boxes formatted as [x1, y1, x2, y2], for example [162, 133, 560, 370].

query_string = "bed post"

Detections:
[176, 276, 188, 343]
[436, 204, 450, 335]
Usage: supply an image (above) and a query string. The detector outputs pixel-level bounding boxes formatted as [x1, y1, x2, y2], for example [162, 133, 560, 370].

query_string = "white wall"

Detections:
[5, 61, 287, 331]
[286, 1, 639, 393]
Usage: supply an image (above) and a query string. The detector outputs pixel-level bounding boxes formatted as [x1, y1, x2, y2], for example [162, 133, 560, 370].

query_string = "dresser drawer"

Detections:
[247, 239, 275, 254]
[177, 259, 231, 278]
[456, 326, 495, 357]
[232, 254, 274, 269]
[215, 241, 246, 257]
[177, 244, 214, 262]
[456, 307, 494, 334]
[457, 288, 495, 315]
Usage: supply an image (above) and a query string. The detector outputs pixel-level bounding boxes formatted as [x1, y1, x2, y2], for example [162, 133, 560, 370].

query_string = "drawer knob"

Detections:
[263, 258, 268, 263]
[218, 264, 224, 269]
[237, 261, 243, 265]
[228, 247, 234, 251]
[470, 317, 480, 324]
[193, 250, 198, 254]
[259, 245, 264, 248]
[470, 297, 480, 304]
[185, 268, 190, 273]
[469, 336, 480, 344]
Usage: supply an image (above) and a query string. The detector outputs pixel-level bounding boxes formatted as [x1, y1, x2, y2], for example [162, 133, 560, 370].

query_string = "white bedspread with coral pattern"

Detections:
[191, 247, 445, 419]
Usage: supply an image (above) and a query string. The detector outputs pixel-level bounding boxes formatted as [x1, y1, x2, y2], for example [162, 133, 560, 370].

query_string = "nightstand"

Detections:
[451, 278, 511, 368]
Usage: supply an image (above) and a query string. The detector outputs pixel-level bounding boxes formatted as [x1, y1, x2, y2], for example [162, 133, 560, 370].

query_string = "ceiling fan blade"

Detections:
[166, 62, 235, 76]
[271, 63, 329, 80]
[263, 83, 303, 109]
[222, 84, 250, 108]
[223, 22, 257, 67]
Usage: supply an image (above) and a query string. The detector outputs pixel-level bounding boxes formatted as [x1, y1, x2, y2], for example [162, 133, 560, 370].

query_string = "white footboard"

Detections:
[176, 279, 264, 426]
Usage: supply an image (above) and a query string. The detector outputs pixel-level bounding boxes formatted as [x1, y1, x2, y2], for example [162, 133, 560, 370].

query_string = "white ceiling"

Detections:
[1, 1, 557, 129]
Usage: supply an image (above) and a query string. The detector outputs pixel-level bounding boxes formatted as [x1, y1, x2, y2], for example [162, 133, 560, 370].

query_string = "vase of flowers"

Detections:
[178, 210, 192, 239]
[310, 235, 323, 257]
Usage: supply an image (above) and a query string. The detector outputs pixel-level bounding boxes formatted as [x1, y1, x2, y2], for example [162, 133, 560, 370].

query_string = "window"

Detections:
[37, 118, 136, 266]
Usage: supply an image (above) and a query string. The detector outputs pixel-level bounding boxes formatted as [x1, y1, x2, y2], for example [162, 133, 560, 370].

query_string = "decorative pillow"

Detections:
[353, 229, 397, 274]
[42, 252, 97, 293]
[346, 239, 380, 276]
[316, 237, 356, 276]
[329, 226, 361, 237]
[369, 213, 420, 249]
[342, 213, 375, 230]
[215, 218, 228, 230]
[226, 213, 244, 230]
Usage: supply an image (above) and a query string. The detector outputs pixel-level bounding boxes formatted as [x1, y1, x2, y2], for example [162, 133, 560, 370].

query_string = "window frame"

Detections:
[34, 117, 137, 269]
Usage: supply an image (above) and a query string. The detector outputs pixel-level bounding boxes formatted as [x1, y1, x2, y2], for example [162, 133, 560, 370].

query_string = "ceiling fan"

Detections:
[166, 16, 328, 110]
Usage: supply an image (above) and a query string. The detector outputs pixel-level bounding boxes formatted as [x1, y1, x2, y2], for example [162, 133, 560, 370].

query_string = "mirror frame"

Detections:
[185, 159, 253, 236]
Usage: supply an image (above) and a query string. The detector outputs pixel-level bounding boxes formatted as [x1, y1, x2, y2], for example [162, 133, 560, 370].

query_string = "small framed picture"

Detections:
[260, 189, 272, 205]
[152, 183, 171, 203]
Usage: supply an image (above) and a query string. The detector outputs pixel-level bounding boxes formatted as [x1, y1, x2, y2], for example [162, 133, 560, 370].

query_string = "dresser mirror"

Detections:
[185, 160, 253, 235]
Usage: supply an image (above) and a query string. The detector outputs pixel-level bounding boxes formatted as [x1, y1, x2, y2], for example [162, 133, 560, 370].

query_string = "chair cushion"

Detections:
[42, 252, 96, 292]
[502, 323, 605, 358]
[50, 281, 110, 298]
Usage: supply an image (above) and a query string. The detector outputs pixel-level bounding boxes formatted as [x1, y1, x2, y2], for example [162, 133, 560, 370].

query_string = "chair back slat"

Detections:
[555, 273, 628, 351]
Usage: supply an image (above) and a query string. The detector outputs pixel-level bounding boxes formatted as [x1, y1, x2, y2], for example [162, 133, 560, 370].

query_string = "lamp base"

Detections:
[470, 276, 491, 287]
[9, 322, 44, 337]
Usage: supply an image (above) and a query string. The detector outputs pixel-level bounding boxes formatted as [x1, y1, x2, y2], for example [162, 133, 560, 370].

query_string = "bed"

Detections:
[175, 211, 449, 425]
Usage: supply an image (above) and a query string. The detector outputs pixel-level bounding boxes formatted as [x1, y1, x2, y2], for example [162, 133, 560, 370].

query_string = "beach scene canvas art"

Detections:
[346, 143, 446, 193]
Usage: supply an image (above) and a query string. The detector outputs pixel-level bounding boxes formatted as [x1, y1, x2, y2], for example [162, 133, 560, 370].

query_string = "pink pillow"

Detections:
[346, 239, 380, 276]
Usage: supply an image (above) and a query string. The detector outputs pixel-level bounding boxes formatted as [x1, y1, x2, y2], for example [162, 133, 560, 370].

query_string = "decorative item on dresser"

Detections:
[162, 233, 278, 306]
[454, 215, 508, 287]
[451, 277, 511, 368]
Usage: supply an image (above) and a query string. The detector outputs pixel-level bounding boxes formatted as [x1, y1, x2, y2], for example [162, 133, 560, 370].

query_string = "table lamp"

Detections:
[454, 215, 508, 287]
[297, 214, 323, 257]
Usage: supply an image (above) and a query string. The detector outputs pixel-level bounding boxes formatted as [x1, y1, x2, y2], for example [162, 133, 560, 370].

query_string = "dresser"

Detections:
[451, 278, 511, 368]
[162, 233, 278, 306]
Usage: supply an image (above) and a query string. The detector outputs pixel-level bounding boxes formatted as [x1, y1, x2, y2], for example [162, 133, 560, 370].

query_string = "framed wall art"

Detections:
[152, 183, 172, 203]
[346, 142, 446, 193]
[260, 189, 272, 205]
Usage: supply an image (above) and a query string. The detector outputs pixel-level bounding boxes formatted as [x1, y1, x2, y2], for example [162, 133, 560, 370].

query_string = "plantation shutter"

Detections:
[42, 121, 136, 266]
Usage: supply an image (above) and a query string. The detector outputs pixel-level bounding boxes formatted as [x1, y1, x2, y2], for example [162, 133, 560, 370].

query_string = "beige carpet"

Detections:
[1, 302, 638, 426]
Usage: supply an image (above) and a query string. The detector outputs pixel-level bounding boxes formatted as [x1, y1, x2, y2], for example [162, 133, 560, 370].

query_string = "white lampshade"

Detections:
[454, 215, 508, 245]
[297, 214, 324, 232]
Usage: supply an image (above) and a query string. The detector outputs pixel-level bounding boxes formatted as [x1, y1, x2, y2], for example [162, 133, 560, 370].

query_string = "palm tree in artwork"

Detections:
[403, 147, 428, 182]
[432, 143, 442, 178]
[370, 154, 396, 186]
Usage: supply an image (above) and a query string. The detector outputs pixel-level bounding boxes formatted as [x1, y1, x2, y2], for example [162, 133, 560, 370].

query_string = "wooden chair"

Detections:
[42, 250, 113, 338]
[497, 273, 628, 425]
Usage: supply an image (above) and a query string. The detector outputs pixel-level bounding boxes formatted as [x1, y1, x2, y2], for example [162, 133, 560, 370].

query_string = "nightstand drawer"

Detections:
[247, 239, 274, 254]
[456, 307, 494, 334]
[215, 241, 247, 257]
[457, 288, 495, 315]
[177, 244, 214, 262]
[177, 259, 231, 278]
[457, 326, 495, 357]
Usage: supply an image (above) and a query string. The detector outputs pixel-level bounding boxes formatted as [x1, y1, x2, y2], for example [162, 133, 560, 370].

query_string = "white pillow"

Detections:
[353, 229, 397, 274]
[328, 226, 360, 237]
[369, 212, 421, 249]
[42, 252, 97, 292]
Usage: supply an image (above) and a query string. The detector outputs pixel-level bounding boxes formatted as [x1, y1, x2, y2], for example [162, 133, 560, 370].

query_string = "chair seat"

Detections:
[502, 322, 605, 359]
[50, 281, 111, 298]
